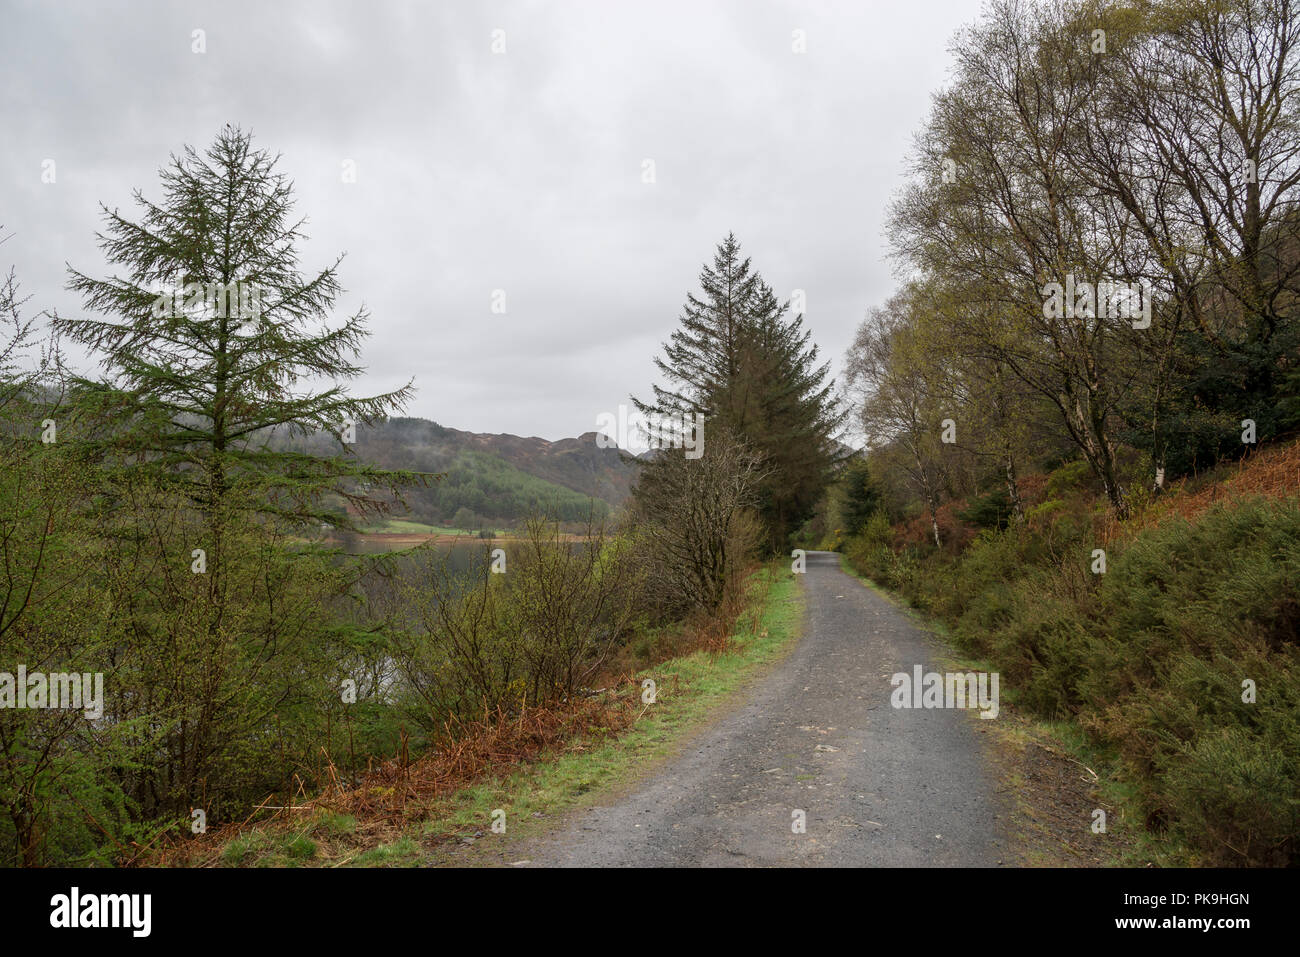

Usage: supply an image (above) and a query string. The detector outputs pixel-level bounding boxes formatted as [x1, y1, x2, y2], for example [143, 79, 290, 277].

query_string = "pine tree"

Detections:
[835, 457, 880, 535]
[633, 232, 760, 428]
[635, 234, 844, 549]
[740, 280, 844, 547]
[56, 125, 419, 535]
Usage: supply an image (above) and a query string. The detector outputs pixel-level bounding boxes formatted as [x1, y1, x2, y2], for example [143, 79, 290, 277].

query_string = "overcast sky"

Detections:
[3, 0, 981, 442]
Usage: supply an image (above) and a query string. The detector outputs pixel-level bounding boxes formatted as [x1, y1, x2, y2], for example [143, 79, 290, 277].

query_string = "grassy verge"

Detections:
[413, 564, 804, 866]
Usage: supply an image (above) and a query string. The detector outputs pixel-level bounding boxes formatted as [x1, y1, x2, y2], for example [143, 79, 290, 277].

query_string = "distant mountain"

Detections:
[419, 423, 638, 506]
[289, 416, 640, 528]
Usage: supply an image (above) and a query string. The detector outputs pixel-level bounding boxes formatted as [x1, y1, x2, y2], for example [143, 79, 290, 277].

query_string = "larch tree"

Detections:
[57, 125, 418, 541]
[50, 126, 423, 823]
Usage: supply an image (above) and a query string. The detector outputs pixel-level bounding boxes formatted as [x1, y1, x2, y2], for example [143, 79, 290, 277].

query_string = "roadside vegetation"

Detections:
[0, 131, 839, 866]
[835, 449, 1299, 866]
[157, 565, 801, 867]
[820, 0, 1300, 868]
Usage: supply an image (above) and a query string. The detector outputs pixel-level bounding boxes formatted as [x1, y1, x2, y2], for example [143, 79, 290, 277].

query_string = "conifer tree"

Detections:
[634, 234, 843, 549]
[56, 125, 417, 535]
[740, 280, 843, 546]
[50, 128, 423, 822]
[634, 232, 760, 428]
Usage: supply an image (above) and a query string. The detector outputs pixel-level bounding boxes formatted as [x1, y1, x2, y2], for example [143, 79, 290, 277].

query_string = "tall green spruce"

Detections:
[635, 234, 843, 549]
[50, 126, 418, 834]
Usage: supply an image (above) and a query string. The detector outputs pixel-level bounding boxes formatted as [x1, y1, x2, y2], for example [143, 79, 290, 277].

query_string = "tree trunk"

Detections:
[1004, 451, 1025, 524]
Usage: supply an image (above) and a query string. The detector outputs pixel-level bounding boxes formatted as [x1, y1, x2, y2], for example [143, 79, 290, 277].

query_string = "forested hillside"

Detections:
[279, 417, 636, 527]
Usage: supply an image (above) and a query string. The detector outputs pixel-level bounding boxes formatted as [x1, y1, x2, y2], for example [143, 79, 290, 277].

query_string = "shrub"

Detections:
[391, 516, 639, 729]
[858, 494, 1300, 865]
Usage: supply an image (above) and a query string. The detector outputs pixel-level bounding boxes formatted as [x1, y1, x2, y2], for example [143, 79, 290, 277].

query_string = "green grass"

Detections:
[364, 519, 484, 536]
[350, 836, 423, 867]
[406, 565, 804, 864]
[311, 812, 357, 837]
[219, 831, 270, 866]
[218, 829, 320, 868]
[283, 833, 318, 860]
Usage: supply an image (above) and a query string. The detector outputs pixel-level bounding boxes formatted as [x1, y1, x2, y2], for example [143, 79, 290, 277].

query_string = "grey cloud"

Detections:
[2, 0, 980, 438]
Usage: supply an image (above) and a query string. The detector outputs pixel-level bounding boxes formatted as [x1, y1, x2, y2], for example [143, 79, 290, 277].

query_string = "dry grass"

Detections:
[894, 501, 979, 551]
[1103, 440, 1300, 543]
[148, 690, 641, 868]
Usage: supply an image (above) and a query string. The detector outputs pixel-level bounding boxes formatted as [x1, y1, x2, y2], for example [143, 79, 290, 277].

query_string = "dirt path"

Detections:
[523, 551, 1010, 866]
